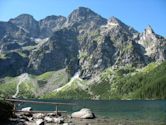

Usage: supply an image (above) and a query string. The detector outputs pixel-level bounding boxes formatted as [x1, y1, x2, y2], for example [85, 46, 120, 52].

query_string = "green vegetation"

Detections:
[90, 62, 166, 100]
[37, 71, 55, 80]
[0, 62, 165, 100]
[0, 76, 36, 98]
[123, 43, 134, 53]
[78, 51, 88, 59]
[42, 88, 90, 99]
[0, 69, 69, 98]
[42, 78, 90, 99]
[0, 53, 6, 59]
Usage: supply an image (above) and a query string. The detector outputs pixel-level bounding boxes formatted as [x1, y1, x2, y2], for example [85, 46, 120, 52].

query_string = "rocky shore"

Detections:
[0, 100, 165, 125]
[1, 106, 97, 125]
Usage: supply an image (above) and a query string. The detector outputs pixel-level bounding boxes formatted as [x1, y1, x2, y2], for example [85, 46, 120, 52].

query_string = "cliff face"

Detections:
[0, 7, 165, 79]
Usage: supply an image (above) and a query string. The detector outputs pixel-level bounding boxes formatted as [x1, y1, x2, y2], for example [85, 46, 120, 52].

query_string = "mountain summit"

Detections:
[0, 7, 165, 78]
[0, 7, 166, 99]
[9, 14, 39, 37]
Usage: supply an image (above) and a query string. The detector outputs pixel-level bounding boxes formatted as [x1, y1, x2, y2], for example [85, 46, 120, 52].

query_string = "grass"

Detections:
[0, 62, 165, 100]
[41, 78, 91, 99]
[37, 71, 55, 80]
[0, 69, 69, 98]
[89, 62, 166, 100]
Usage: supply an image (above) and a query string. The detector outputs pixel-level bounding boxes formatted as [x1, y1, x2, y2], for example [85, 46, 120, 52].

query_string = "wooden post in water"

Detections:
[56, 105, 58, 115]
[5, 98, 75, 115]
[5, 98, 74, 106]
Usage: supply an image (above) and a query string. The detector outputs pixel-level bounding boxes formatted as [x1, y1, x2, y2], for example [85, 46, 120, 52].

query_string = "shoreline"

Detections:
[3, 113, 165, 125]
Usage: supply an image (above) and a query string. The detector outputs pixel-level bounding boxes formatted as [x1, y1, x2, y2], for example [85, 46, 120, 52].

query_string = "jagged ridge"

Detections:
[0, 7, 166, 99]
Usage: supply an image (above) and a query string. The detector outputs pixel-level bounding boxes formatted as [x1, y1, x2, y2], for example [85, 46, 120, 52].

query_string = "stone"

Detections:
[47, 112, 61, 116]
[71, 108, 95, 119]
[44, 116, 53, 123]
[33, 113, 45, 119]
[53, 117, 64, 124]
[36, 119, 44, 125]
[21, 107, 32, 111]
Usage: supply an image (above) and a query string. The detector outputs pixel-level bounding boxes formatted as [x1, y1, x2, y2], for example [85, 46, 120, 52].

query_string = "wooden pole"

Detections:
[14, 110, 67, 114]
[6, 98, 75, 106]
[56, 105, 58, 115]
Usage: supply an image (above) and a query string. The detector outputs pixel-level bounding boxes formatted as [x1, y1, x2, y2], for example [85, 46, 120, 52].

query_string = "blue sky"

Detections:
[0, 0, 166, 36]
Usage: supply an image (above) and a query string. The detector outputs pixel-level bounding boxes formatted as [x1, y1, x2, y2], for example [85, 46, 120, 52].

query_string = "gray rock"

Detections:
[39, 15, 66, 38]
[53, 117, 64, 124]
[71, 108, 95, 119]
[9, 14, 40, 37]
[44, 116, 53, 123]
[35, 119, 44, 125]
[21, 107, 32, 111]
[33, 113, 45, 119]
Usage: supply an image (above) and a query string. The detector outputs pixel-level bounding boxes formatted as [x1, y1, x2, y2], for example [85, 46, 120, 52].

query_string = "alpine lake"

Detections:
[16, 99, 166, 125]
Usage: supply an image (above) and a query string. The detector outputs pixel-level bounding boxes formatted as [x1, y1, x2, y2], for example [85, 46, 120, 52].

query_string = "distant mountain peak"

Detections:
[66, 6, 107, 31]
[68, 6, 103, 21]
[77, 6, 91, 11]
[42, 15, 65, 20]
[109, 16, 121, 23]
[144, 25, 154, 35]
[107, 16, 127, 27]
[9, 14, 36, 22]
[76, 6, 94, 13]
[8, 13, 39, 37]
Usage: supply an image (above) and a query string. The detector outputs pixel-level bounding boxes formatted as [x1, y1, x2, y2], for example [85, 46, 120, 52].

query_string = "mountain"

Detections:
[0, 7, 165, 99]
[39, 15, 66, 38]
[9, 14, 39, 37]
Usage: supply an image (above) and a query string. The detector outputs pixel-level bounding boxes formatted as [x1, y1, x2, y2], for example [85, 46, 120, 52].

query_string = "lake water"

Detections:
[17, 99, 166, 124]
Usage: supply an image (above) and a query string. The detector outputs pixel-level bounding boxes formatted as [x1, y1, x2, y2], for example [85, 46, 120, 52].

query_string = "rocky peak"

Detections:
[39, 15, 66, 38]
[66, 7, 107, 29]
[140, 25, 157, 42]
[40, 15, 66, 22]
[9, 14, 37, 26]
[9, 14, 39, 37]
[144, 25, 154, 35]
[106, 16, 134, 31]
[101, 16, 137, 40]
[42, 15, 60, 20]
[68, 7, 98, 20]
[10, 14, 34, 20]
[108, 16, 123, 26]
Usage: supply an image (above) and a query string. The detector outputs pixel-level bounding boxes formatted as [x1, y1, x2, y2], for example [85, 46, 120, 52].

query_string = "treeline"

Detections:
[91, 61, 166, 99]
[115, 61, 166, 99]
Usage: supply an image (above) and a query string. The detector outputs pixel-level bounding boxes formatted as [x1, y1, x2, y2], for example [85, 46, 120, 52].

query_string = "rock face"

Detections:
[27, 28, 79, 75]
[66, 7, 107, 33]
[71, 108, 95, 119]
[39, 15, 66, 38]
[137, 25, 166, 61]
[0, 6, 166, 80]
[0, 52, 28, 78]
[9, 14, 40, 37]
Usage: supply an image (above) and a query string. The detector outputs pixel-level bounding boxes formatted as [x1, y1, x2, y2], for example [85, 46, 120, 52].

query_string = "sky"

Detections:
[0, 0, 166, 36]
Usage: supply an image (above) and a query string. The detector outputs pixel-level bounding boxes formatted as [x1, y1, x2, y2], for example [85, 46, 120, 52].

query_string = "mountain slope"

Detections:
[0, 7, 166, 99]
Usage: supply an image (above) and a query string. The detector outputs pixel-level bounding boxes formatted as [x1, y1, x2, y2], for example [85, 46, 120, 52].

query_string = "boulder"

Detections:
[71, 108, 95, 119]
[21, 107, 32, 111]
[47, 112, 61, 116]
[33, 113, 45, 119]
[21, 107, 33, 117]
[53, 117, 64, 124]
[36, 119, 44, 125]
[44, 116, 53, 123]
